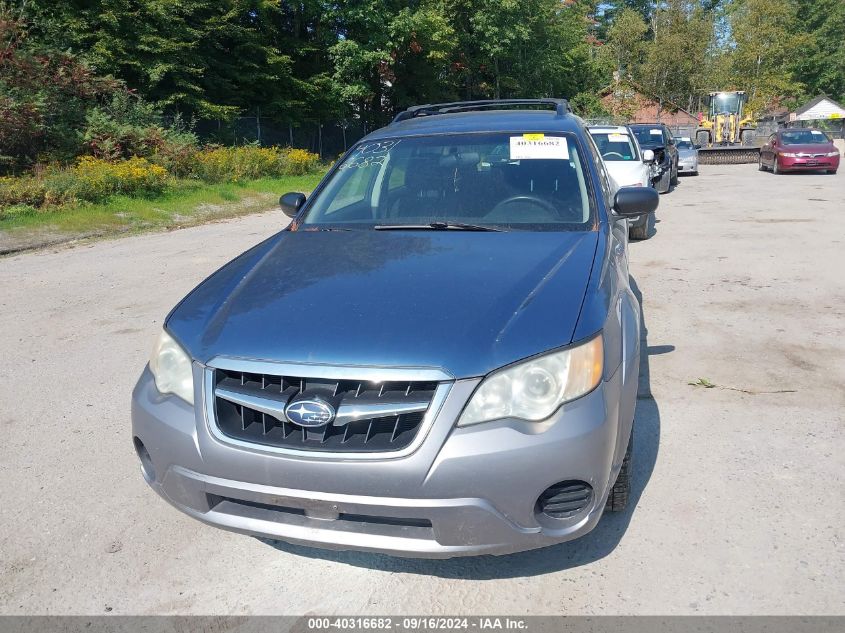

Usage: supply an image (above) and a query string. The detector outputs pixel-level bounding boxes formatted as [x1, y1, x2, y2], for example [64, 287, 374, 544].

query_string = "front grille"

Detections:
[211, 369, 439, 453]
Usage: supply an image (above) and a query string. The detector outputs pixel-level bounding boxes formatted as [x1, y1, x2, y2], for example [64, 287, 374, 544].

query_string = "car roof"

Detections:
[629, 122, 665, 128]
[588, 125, 630, 134]
[364, 110, 585, 140]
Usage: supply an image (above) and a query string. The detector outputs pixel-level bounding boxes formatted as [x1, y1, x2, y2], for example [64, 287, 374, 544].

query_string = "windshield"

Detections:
[630, 126, 666, 148]
[781, 130, 831, 145]
[676, 140, 694, 150]
[590, 131, 638, 161]
[710, 92, 745, 115]
[301, 133, 594, 231]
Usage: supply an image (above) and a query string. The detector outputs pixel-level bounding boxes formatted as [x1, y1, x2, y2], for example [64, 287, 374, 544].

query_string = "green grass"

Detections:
[0, 172, 325, 251]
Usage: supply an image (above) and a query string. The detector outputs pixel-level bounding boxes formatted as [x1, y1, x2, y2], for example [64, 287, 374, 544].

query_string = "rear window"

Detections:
[301, 133, 595, 232]
[630, 126, 667, 147]
[589, 131, 639, 161]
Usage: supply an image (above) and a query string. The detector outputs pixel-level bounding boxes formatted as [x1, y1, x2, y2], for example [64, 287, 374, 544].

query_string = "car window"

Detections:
[589, 131, 638, 161]
[302, 133, 595, 231]
[780, 129, 831, 145]
[584, 132, 615, 206]
[676, 140, 694, 150]
[630, 126, 665, 147]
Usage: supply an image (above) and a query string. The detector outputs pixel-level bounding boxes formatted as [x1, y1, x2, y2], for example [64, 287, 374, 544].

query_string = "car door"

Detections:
[762, 134, 776, 164]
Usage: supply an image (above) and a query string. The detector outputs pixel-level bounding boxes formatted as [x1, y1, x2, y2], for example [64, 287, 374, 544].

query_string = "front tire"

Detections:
[758, 154, 767, 171]
[605, 431, 632, 512]
[670, 162, 679, 186]
[773, 157, 781, 174]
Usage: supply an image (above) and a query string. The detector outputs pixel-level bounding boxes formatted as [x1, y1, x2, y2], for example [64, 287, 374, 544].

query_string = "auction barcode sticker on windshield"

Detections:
[510, 134, 569, 160]
[608, 133, 628, 143]
[650, 129, 662, 135]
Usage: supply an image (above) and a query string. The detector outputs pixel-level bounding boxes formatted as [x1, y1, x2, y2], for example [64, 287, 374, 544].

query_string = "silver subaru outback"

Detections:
[131, 100, 656, 557]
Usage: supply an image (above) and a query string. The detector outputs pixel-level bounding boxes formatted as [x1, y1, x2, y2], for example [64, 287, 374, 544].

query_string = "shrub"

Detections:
[0, 157, 169, 210]
[280, 148, 321, 175]
[0, 175, 46, 208]
[190, 145, 321, 183]
[83, 94, 200, 172]
[0, 203, 38, 221]
[52, 156, 169, 202]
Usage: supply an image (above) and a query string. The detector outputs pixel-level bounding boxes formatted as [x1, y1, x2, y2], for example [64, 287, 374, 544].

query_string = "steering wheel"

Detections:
[486, 195, 559, 222]
[602, 152, 625, 160]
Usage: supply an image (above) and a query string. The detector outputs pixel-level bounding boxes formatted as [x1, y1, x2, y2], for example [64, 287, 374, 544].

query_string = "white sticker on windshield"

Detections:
[811, 130, 824, 135]
[650, 129, 662, 135]
[510, 135, 569, 160]
[608, 133, 628, 143]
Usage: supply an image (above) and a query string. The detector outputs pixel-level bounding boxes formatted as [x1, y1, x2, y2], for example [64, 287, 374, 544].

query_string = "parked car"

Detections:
[589, 125, 656, 240]
[759, 129, 840, 174]
[675, 137, 699, 175]
[132, 99, 658, 558]
[629, 123, 679, 193]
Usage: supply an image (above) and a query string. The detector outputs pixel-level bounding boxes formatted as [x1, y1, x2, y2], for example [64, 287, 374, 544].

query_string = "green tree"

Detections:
[725, 0, 809, 111]
[791, 0, 845, 101]
[639, 0, 715, 112]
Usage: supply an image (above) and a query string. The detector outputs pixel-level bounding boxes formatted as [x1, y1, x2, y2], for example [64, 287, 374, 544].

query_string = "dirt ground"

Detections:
[0, 164, 843, 615]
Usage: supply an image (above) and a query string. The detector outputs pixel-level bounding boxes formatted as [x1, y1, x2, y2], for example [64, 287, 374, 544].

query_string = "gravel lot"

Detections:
[1, 164, 843, 615]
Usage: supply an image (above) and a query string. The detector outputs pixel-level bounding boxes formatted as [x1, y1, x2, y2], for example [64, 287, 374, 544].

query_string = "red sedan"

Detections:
[759, 129, 840, 174]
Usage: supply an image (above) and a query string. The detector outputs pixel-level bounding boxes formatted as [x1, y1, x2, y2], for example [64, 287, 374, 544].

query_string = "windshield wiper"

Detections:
[374, 221, 503, 232]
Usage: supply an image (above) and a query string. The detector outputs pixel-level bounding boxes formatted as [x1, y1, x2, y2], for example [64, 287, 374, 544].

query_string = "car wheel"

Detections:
[605, 429, 632, 512]
[773, 158, 780, 174]
[629, 214, 650, 240]
[758, 154, 767, 171]
[670, 163, 678, 186]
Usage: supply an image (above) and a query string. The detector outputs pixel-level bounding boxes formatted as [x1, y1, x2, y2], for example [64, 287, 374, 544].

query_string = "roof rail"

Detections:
[391, 99, 571, 123]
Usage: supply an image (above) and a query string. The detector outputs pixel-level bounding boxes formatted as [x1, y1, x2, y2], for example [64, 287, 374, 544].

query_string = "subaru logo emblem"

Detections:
[284, 397, 335, 427]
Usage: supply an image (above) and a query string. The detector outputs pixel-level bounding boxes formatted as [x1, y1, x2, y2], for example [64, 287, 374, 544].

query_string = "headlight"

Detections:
[826, 151, 840, 157]
[781, 152, 797, 158]
[150, 329, 194, 404]
[457, 336, 603, 427]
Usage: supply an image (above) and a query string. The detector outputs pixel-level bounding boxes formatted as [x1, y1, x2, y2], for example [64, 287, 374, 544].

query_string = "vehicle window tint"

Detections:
[302, 133, 595, 231]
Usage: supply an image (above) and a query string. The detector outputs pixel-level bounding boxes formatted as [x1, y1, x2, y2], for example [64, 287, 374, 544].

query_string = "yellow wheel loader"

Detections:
[695, 91, 760, 164]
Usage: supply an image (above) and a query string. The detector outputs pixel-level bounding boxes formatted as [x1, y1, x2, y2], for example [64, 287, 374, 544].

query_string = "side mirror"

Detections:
[642, 149, 655, 162]
[613, 186, 659, 218]
[279, 192, 306, 218]
[694, 144, 702, 150]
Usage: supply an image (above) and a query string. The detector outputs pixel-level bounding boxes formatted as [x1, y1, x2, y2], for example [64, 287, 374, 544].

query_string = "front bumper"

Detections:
[131, 363, 627, 558]
[678, 161, 698, 173]
[778, 154, 839, 171]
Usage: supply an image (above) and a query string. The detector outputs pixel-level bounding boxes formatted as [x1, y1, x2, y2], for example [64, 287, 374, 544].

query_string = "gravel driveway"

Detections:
[1, 165, 842, 615]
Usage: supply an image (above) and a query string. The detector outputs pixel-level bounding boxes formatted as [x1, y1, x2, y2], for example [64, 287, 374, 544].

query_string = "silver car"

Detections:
[676, 138, 699, 175]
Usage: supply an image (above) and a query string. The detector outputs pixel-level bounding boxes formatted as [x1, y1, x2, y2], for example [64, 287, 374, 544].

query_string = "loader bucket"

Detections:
[698, 146, 760, 165]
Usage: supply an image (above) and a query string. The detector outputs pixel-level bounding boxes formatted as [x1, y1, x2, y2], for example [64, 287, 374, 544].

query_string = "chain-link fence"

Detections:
[192, 116, 370, 160]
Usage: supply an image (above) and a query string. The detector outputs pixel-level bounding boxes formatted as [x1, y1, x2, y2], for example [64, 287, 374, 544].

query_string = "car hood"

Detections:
[780, 143, 835, 154]
[166, 230, 599, 378]
[605, 161, 649, 189]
